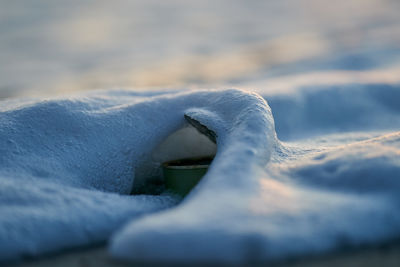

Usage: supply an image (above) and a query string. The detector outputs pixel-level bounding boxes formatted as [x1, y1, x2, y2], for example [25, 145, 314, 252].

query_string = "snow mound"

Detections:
[1, 86, 400, 264]
[110, 129, 400, 264]
[0, 89, 277, 261]
[109, 85, 400, 264]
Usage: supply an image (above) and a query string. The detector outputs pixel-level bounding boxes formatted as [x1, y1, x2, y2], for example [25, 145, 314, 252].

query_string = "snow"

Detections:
[1, 84, 400, 264]
[1, 0, 400, 264]
[110, 86, 400, 264]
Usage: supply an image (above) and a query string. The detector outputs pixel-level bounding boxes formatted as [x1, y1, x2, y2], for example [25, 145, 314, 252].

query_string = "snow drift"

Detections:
[1, 86, 400, 264]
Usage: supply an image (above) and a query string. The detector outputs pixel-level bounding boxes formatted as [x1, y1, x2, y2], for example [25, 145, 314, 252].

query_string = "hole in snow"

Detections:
[131, 125, 217, 195]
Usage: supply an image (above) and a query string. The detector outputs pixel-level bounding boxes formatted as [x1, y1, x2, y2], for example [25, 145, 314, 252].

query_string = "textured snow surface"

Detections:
[1, 85, 400, 264]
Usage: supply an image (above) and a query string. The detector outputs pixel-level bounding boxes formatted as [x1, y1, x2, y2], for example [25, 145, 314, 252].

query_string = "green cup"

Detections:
[162, 157, 213, 197]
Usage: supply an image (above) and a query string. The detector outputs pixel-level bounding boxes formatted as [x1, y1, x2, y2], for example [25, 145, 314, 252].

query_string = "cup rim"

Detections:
[163, 164, 209, 170]
[162, 156, 214, 170]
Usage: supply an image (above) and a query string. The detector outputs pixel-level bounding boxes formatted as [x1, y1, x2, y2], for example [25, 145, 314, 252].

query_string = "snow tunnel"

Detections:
[131, 118, 217, 197]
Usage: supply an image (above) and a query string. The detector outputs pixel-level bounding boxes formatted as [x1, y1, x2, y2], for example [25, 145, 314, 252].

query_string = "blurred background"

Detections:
[1, 0, 400, 99]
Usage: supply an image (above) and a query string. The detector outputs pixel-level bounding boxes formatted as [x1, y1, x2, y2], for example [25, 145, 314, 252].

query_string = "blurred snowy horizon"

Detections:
[1, 0, 400, 99]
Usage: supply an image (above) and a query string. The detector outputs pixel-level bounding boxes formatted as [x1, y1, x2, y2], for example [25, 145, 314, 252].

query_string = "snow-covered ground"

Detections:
[1, 0, 400, 265]
[1, 84, 399, 264]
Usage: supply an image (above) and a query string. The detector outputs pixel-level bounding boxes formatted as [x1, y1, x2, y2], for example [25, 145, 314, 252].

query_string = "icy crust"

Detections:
[0, 182, 177, 261]
[0, 89, 276, 261]
[109, 85, 400, 264]
[110, 135, 400, 263]
[1, 87, 400, 263]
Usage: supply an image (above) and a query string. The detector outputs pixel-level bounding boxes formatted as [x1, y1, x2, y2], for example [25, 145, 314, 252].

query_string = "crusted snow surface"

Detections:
[1, 86, 400, 264]
[0, 89, 275, 261]
[110, 86, 400, 264]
